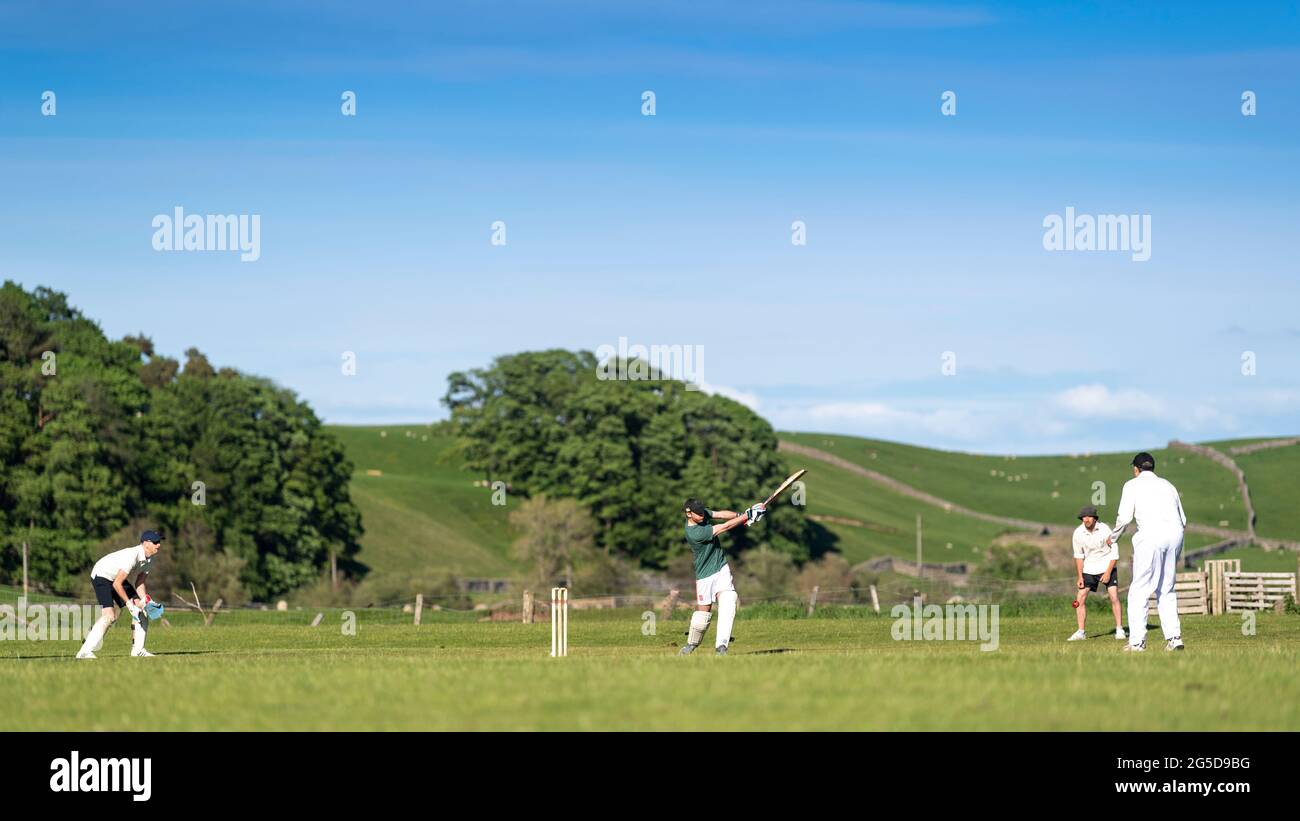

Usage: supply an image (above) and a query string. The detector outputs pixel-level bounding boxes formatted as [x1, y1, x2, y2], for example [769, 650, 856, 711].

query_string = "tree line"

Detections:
[0, 282, 361, 602]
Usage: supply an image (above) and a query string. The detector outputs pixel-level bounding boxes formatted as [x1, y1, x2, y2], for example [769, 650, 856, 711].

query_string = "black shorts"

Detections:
[1082, 569, 1119, 592]
[92, 576, 138, 608]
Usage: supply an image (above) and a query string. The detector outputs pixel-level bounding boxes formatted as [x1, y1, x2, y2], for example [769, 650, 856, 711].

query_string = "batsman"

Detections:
[678, 498, 765, 656]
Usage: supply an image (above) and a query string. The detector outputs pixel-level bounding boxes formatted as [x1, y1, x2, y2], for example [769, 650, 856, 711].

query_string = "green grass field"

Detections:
[4, 608, 1297, 730]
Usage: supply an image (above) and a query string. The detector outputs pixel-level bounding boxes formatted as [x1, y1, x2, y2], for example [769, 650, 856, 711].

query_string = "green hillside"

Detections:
[773, 453, 1011, 566]
[327, 426, 1296, 584]
[1192, 545, 1300, 574]
[780, 432, 1250, 539]
[1204, 439, 1300, 543]
[326, 425, 517, 580]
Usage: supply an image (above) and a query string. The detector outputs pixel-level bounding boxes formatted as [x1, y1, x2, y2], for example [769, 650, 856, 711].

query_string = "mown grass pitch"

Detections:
[2, 609, 1297, 731]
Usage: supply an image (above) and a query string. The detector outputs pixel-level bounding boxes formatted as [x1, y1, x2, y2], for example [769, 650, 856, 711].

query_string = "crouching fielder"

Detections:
[76, 530, 163, 659]
[1068, 505, 1125, 641]
[678, 499, 764, 656]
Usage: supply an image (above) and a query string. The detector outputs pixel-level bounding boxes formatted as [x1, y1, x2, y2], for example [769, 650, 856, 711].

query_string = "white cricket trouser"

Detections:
[1126, 528, 1183, 646]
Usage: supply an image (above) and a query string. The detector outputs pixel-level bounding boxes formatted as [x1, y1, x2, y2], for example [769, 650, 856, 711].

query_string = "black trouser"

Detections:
[92, 576, 138, 608]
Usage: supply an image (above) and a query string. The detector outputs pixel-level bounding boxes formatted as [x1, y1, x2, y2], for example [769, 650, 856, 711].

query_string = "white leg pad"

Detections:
[715, 590, 738, 648]
[79, 615, 113, 657]
[131, 618, 149, 655]
[687, 610, 712, 646]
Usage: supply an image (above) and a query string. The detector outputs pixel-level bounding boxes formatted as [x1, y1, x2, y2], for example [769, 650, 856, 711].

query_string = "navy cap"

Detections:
[684, 499, 709, 517]
[140, 529, 164, 544]
[1078, 505, 1099, 520]
[1132, 452, 1156, 471]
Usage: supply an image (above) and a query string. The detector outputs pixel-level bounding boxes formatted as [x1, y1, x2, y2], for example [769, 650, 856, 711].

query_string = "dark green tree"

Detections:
[0, 282, 361, 600]
[444, 350, 824, 568]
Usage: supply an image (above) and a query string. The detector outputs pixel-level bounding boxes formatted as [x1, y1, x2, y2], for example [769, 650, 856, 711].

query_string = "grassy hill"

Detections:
[1204, 438, 1300, 543]
[326, 425, 518, 580]
[328, 426, 1297, 584]
[330, 425, 1027, 580]
[779, 432, 1250, 541]
[772, 452, 1011, 566]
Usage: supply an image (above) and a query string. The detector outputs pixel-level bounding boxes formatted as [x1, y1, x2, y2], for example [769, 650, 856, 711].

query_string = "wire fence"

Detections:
[8, 572, 1126, 617]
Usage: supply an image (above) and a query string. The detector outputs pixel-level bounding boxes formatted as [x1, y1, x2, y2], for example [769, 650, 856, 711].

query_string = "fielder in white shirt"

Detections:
[75, 530, 163, 658]
[1107, 453, 1187, 652]
[1068, 504, 1125, 642]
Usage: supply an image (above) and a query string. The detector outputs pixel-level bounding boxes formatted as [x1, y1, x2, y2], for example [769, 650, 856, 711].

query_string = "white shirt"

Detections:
[90, 544, 154, 582]
[1112, 471, 1187, 538]
[1072, 522, 1118, 575]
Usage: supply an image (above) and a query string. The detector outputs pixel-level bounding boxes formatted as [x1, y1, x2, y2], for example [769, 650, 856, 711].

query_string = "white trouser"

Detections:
[1126, 528, 1183, 646]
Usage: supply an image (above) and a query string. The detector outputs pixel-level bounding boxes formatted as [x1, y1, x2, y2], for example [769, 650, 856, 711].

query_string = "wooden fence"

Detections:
[1146, 571, 1209, 617]
[1224, 572, 1298, 612]
[1204, 559, 1241, 615]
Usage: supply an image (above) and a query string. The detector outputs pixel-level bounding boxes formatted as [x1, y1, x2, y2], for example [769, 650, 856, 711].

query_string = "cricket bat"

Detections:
[762, 468, 807, 507]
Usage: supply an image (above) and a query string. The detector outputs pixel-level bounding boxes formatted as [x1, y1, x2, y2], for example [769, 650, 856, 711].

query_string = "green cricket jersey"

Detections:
[685, 509, 728, 580]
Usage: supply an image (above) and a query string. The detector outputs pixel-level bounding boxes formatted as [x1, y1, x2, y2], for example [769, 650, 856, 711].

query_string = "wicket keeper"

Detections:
[679, 499, 764, 656]
[1068, 505, 1125, 641]
[75, 530, 163, 658]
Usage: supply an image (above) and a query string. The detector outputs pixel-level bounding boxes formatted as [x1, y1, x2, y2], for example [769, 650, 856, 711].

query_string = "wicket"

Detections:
[551, 587, 568, 657]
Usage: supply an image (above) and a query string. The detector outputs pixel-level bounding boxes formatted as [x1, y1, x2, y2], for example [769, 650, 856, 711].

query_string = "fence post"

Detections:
[807, 585, 819, 617]
[916, 514, 923, 581]
[21, 541, 28, 599]
[205, 598, 223, 627]
[663, 589, 679, 622]
[870, 584, 880, 613]
[522, 589, 534, 624]
[414, 593, 423, 626]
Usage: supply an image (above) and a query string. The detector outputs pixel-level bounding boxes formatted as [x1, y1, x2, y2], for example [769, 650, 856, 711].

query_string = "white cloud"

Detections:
[697, 382, 761, 411]
[1053, 384, 1167, 420]
[785, 401, 993, 442]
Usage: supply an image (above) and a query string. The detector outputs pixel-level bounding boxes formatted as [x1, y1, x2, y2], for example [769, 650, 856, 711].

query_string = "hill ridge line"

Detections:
[778, 439, 1247, 542]
[1225, 437, 1299, 456]
[1169, 439, 1256, 538]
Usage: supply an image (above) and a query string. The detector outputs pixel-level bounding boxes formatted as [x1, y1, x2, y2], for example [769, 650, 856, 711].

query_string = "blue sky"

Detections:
[1, 1, 1297, 453]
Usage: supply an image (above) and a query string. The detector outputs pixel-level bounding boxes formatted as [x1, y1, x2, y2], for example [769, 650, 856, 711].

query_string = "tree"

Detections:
[508, 495, 597, 591]
[445, 350, 826, 568]
[735, 547, 797, 602]
[979, 543, 1047, 581]
[0, 281, 362, 600]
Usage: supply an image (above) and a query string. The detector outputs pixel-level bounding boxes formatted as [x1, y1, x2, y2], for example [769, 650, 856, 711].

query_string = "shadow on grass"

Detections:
[0, 649, 222, 662]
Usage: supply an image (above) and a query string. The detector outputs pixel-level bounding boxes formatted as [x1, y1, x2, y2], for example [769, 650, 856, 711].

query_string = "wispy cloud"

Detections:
[1053, 384, 1167, 421]
[698, 382, 762, 411]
